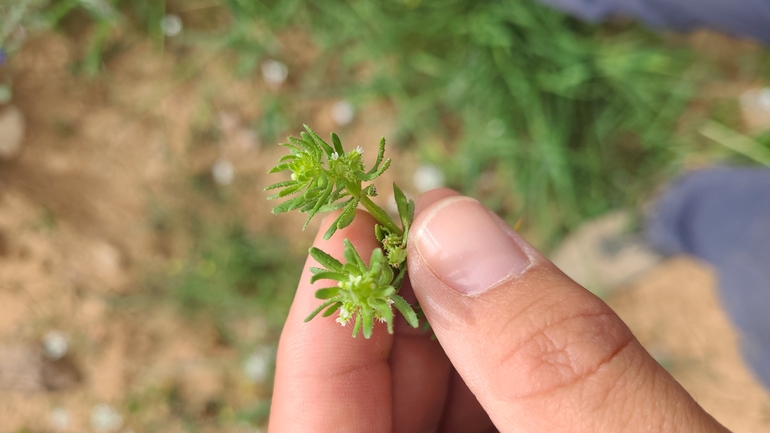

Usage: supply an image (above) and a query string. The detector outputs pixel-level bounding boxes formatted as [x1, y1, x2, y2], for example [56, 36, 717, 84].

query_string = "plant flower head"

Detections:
[304, 240, 418, 338]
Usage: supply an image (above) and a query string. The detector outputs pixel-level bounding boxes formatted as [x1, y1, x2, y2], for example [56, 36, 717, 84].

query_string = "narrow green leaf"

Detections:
[323, 217, 340, 240]
[272, 196, 306, 214]
[309, 247, 343, 271]
[331, 132, 344, 155]
[268, 163, 290, 173]
[336, 198, 359, 230]
[264, 180, 296, 191]
[310, 271, 347, 284]
[357, 158, 391, 181]
[288, 135, 320, 160]
[303, 125, 334, 156]
[309, 267, 326, 275]
[371, 287, 395, 299]
[342, 239, 365, 268]
[393, 183, 409, 226]
[352, 312, 362, 338]
[274, 182, 306, 198]
[373, 300, 394, 334]
[367, 137, 386, 176]
[317, 199, 348, 213]
[392, 265, 407, 289]
[304, 299, 337, 322]
[279, 141, 302, 153]
[314, 287, 340, 299]
[278, 154, 297, 163]
[322, 302, 342, 317]
[392, 294, 419, 328]
[362, 309, 374, 339]
[374, 224, 384, 242]
[303, 182, 334, 230]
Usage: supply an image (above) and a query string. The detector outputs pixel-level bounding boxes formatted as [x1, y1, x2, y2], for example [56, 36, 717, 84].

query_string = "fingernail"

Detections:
[414, 197, 530, 295]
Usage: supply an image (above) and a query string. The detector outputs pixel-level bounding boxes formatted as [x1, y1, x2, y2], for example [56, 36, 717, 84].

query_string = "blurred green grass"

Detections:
[3, 0, 767, 302]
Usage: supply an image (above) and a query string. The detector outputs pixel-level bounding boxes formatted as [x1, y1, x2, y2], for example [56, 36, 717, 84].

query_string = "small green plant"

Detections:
[266, 125, 419, 338]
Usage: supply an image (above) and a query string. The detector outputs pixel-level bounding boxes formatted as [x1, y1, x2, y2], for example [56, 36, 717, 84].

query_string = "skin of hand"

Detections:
[269, 188, 731, 433]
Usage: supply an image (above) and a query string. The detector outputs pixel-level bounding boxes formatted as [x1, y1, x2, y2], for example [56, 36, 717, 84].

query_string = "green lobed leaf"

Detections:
[392, 294, 419, 328]
[309, 247, 344, 271]
[367, 137, 386, 176]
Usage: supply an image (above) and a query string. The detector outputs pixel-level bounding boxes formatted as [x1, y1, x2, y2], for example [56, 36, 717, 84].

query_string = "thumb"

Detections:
[407, 192, 728, 433]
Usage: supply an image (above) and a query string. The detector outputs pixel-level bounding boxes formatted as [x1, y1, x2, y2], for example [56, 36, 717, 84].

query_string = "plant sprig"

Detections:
[266, 125, 418, 337]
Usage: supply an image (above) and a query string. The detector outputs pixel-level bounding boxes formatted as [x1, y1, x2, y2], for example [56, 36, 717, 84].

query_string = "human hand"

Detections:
[269, 189, 730, 432]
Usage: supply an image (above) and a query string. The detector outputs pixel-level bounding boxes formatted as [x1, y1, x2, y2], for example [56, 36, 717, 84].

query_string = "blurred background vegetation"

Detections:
[1, 0, 770, 431]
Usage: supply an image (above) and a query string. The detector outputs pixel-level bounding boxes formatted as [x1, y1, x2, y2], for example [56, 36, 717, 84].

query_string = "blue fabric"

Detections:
[539, 0, 770, 44]
[646, 167, 770, 389]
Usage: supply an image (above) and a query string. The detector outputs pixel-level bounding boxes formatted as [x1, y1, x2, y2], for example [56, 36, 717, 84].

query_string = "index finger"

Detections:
[269, 210, 394, 432]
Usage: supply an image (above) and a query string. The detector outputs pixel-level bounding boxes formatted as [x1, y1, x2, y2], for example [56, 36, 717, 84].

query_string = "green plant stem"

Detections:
[359, 195, 403, 236]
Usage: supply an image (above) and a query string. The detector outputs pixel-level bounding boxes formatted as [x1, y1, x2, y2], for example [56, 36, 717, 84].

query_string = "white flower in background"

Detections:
[160, 14, 183, 37]
[331, 100, 355, 126]
[261, 60, 288, 89]
[413, 164, 445, 193]
[757, 88, 770, 111]
[212, 158, 235, 186]
[486, 118, 506, 138]
[740, 87, 770, 112]
[243, 346, 274, 384]
[50, 407, 70, 432]
[43, 331, 68, 360]
[91, 404, 123, 433]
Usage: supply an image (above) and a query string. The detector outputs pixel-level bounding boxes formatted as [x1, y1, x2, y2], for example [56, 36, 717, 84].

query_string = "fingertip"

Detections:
[415, 188, 461, 215]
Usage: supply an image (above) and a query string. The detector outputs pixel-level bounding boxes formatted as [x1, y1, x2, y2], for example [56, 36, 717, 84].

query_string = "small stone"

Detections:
[212, 158, 235, 186]
[91, 404, 123, 432]
[50, 407, 70, 432]
[160, 14, 183, 37]
[261, 60, 288, 89]
[43, 331, 68, 360]
[331, 100, 355, 126]
[0, 106, 24, 159]
[242, 346, 274, 383]
[413, 164, 445, 193]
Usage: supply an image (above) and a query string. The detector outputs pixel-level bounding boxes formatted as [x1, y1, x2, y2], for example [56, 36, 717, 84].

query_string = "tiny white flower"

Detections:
[355, 146, 364, 155]
[330, 152, 339, 161]
[160, 14, 183, 37]
[331, 100, 355, 126]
